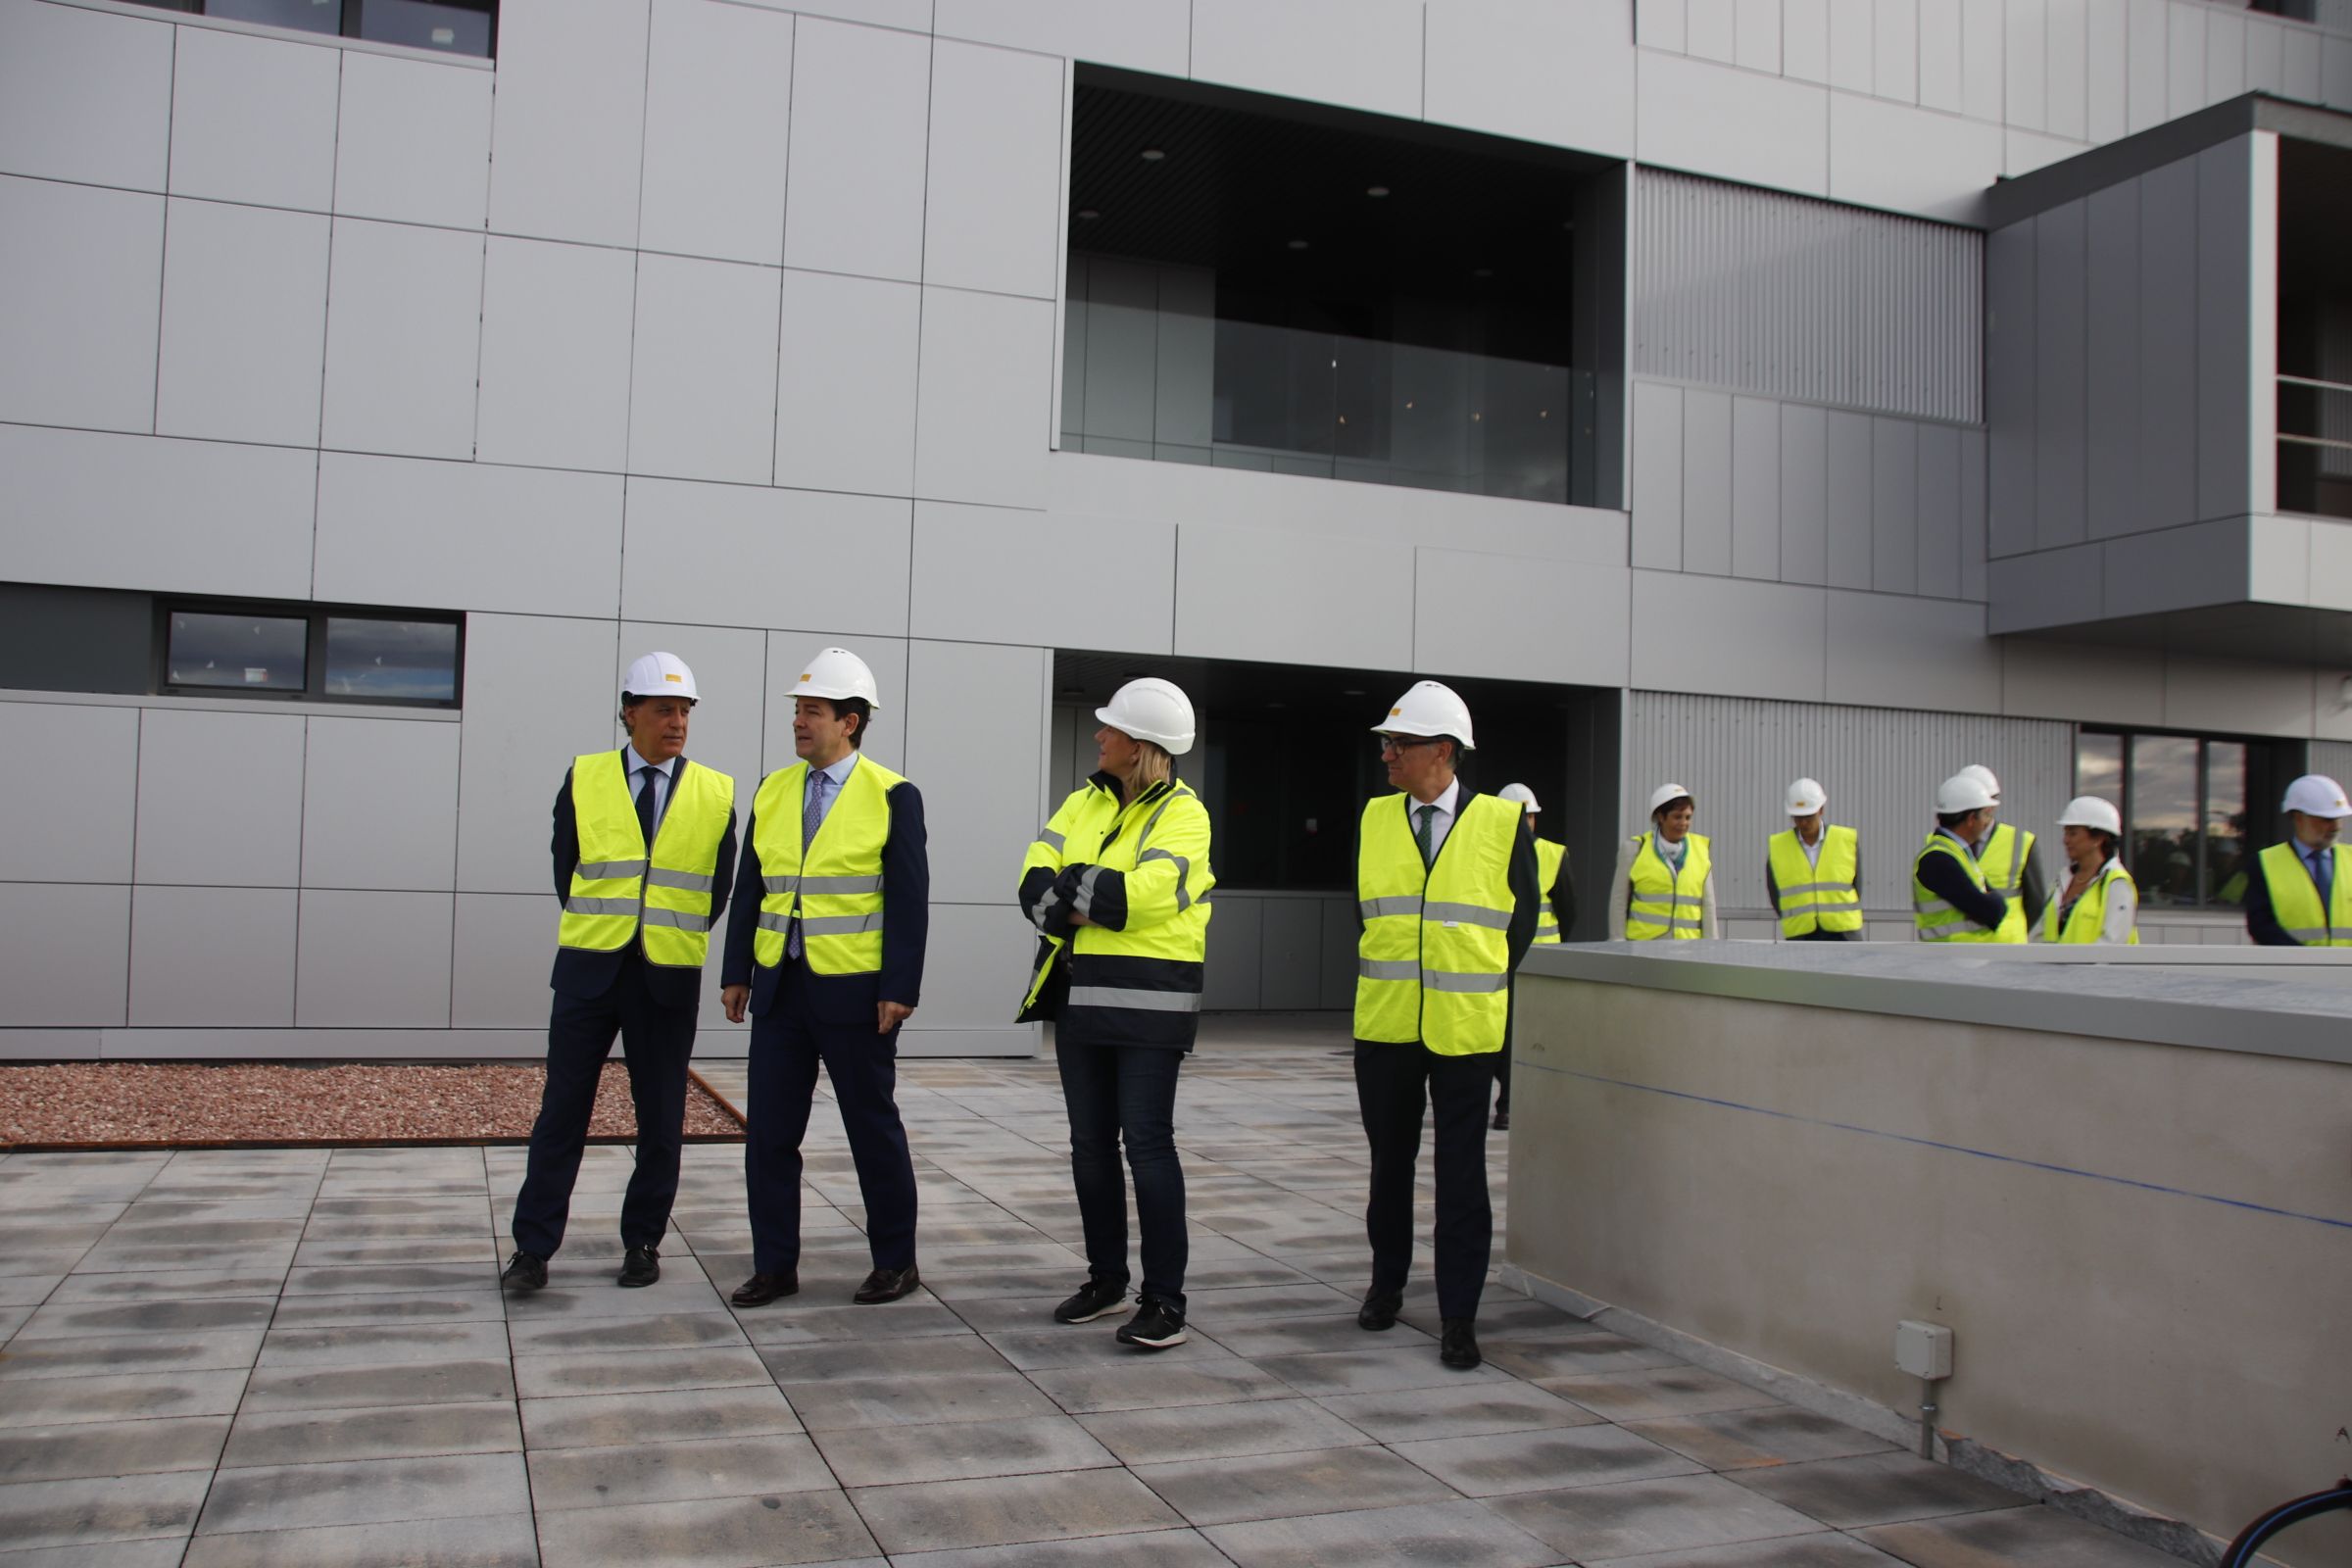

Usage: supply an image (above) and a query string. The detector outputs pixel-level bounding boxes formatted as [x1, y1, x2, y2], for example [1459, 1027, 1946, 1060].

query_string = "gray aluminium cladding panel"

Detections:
[1632, 169, 1984, 423]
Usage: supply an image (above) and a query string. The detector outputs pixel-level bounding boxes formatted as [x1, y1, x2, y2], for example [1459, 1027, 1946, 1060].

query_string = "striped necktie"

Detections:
[789, 772, 827, 960]
[1415, 804, 1435, 866]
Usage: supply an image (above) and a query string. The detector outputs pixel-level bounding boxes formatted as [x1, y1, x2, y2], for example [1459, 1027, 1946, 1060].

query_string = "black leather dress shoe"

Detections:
[730, 1270, 798, 1307]
[1492, 1108, 1510, 1131]
[1356, 1288, 1403, 1331]
[618, 1246, 660, 1288]
[1440, 1317, 1482, 1370]
[854, 1264, 921, 1304]
[501, 1250, 547, 1292]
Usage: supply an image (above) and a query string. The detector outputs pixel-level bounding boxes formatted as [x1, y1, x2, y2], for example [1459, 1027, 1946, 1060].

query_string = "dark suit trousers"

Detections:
[1354, 1039, 1495, 1321]
[745, 964, 918, 1275]
[512, 951, 696, 1258]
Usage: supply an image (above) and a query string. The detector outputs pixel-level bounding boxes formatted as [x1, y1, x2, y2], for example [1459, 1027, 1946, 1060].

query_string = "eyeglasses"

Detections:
[1376, 736, 1439, 757]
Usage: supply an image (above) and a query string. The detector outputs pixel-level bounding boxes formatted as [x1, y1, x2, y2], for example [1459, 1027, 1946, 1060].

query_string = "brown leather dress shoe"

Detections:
[853, 1264, 921, 1304]
[730, 1270, 798, 1307]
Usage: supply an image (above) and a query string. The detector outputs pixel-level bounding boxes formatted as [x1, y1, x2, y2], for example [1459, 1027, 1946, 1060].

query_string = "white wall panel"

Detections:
[334, 50, 493, 232]
[1190, 0, 1422, 120]
[621, 481, 911, 634]
[911, 503, 1171, 653]
[1916, 423, 1962, 599]
[774, 269, 920, 496]
[1918, 1, 1962, 111]
[613, 619, 767, 818]
[1637, 53, 1829, 197]
[133, 709, 307, 887]
[0, 0, 172, 191]
[1686, 0, 1737, 64]
[1631, 380, 1683, 571]
[1872, 0, 1918, 101]
[2203, 7, 2245, 107]
[1733, 0, 1780, 73]
[902, 638, 1047, 906]
[1825, 590, 1997, 712]
[2281, 20, 2325, 104]
[1, 704, 138, 883]
[319, 218, 484, 460]
[1824, 411, 1873, 590]
[451, 893, 554, 1029]
[455, 614, 622, 895]
[2043, 0, 2087, 140]
[316, 454, 623, 617]
[0, 175, 162, 434]
[296, 890, 454, 1027]
[1827, 0, 1874, 91]
[1779, 402, 1829, 585]
[764, 630, 909, 773]
[905, 903, 1038, 1040]
[301, 716, 461, 892]
[2000, 637, 2163, 725]
[935, 0, 1189, 74]
[2325, 31, 2352, 111]
[475, 236, 637, 472]
[1784, 0, 1830, 81]
[2165, 1, 2206, 120]
[628, 253, 781, 485]
[913, 286, 1053, 510]
[1681, 389, 1733, 575]
[155, 199, 329, 447]
[1176, 523, 1412, 672]
[2084, 0, 2128, 142]
[1732, 396, 1782, 581]
[1425, 0, 1636, 157]
[0, 884, 128, 1027]
[1960, 0, 2004, 122]
[1413, 549, 1631, 689]
[2242, 16, 2284, 98]
[0, 424, 315, 599]
[1638, 0, 1688, 52]
[2006, 0, 2048, 129]
[1629, 571, 1827, 703]
[2163, 654, 2315, 739]
[639, 0, 793, 267]
[783, 18, 931, 283]
[486, 0, 650, 248]
[128, 886, 297, 1027]
[1827, 91, 2003, 223]
[1870, 417, 1919, 595]
[924, 41, 1063, 300]
[168, 24, 339, 213]
[2127, 0, 2169, 133]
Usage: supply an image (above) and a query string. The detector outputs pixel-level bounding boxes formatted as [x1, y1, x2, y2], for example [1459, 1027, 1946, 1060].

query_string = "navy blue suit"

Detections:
[511, 761, 737, 1261]
[720, 769, 928, 1275]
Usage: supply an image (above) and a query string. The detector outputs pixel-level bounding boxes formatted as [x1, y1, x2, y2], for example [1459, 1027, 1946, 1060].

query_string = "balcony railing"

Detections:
[2277, 373, 2352, 520]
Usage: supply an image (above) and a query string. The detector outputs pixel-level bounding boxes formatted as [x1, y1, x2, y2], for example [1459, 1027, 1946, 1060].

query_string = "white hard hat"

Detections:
[2058, 796, 2122, 835]
[2281, 773, 2352, 818]
[1497, 783, 1541, 813]
[1959, 763, 2001, 802]
[1936, 772, 1998, 813]
[794, 647, 881, 708]
[1786, 777, 1827, 815]
[1372, 680, 1476, 751]
[1096, 677, 1196, 757]
[1646, 782, 1694, 817]
[622, 651, 698, 703]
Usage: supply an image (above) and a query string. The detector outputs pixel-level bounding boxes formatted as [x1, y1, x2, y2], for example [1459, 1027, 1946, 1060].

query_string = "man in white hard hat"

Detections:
[1353, 681, 1539, 1373]
[720, 648, 929, 1308]
[2245, 774, 2352, 946]
[1957, 763, 2044, 942]
[1912, 773, 2012, 942]
[505, 653, 738, 1294]
[1490, 783, 1573, 1132]
[1767, 778, 1862, 942]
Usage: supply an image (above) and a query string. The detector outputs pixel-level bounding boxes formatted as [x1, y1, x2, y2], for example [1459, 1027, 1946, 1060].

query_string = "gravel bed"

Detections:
[0, 1062, 744, 1150]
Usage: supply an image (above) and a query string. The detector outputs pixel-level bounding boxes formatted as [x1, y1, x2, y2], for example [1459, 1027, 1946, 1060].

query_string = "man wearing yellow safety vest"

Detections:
[1912, 772, 2015, 942]
[719, 648, 929, 1309]
[1354, 681, 1538, 1374]
[1767, 778, 1862, 942]
[2245, 773, 2352, 946]
[505, 653, 738, 1294]
[1491, 783, 1572, 1132]
[1957, 763, 2044, 942]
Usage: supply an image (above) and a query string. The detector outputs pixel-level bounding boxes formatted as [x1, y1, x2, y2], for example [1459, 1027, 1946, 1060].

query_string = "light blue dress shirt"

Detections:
[806, 752, 858, 832]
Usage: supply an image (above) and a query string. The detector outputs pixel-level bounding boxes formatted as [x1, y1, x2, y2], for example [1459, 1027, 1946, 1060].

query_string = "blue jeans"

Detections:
[1055, 1040, 1187, 1313]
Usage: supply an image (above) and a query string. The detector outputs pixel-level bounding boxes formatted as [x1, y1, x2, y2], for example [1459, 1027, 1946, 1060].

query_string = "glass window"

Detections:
[205, 0, 342, 36]
[2075, 731, 2122, 802]
[2205, 741, 2249, 906]
[2078, 729, 2283, 908]
[324, 617, 459, 702]
[2128, 735, 2198, 906]
[166, 612, 307, 692]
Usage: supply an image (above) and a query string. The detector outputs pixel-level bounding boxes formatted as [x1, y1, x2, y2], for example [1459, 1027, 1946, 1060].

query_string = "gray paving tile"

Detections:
[1200, 1497, 1561, 1568]
[220, 1400, 520, 1468]
[812, 1413, 1117, 1487]
[1727, 1450, 2026, 1529]
[759, 1332, 1012, 1383]
[176, 1510, 540, 1568]
[256, 1319, 512, 1367]
[878, 1527, 1232, 1568]
[505, 1309, 747, 1355]
[266, 1289, 507, 1329]
[290, 1237, 500, 1268]
[1625, 1406, 1898, 1471]
[511, 1344, 771, 1398]
[12, 1295, 278, 1339]
[786, 1371, 1061, 1431]
[0, 1471, 213, 1553]
[281, 1263, 493, 1296]
[1393, 1423, 1709, 1497]
[1136, 1444, 1458, 1526]
[978, 1323, 1253, 1373]
[0, 1417, 228, 1483]
[1077, 1396, 1373, 1464]
[520, 1385, 803, 1450]
[500, 1275, 730, 1318]
[1481, 1332, 1686, 1380]
[1026, 1359, 1285, 1413]
[0, 1537, 195, 1567]
[239, 1357, 514, 1412]
[1541, 1366, 1790, 1422]
[1856, 1504, 2188, 1566]
[73, 1240, 298, 1273]
[849, 1468, 1183, 1554]
[532, 1490, 877, 1567]
[0, 1368, 250, 1426]
[1182, 1279, 1361, 1319]
[0, 1328, 264, 1381]
[196, 1450, 529, 1536]
[1315, 1378, 1607, 1442]
[0, 1272, 66, 1307]
[1584, 1532, 1911, 1566]
[1490, 1473, 1830, 1559]
[44, 1267, 286, 1302]
[528, 1433, 834, 1510]
[733, 1297, 974, 1346]
[1205, 1314, 1439, 1358]
[1253, 1344, 1514, 1396]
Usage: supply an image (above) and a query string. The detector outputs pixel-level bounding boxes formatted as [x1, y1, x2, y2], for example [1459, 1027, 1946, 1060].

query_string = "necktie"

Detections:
[1415, 804, 1435, 867]
[789, 773, 827, 960]
[2313, 847, 2332, 907]
[634, 764, 659, 847]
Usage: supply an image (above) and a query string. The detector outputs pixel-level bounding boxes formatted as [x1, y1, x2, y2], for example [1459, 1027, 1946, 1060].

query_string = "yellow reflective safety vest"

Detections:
[1979, 821, 2036, 942]
[1355, 793, 1522, 1055]
[1768, 824, 1861, 937]
[750, 756, 906, 975]
[1532, 838, 1568, 945]
[1626, 832, 1709, 940]
[2255, 841, 2352, 946]
[558, 751, 735, 968]
[1913, 831, 2007, 943]
[2041, 860, 2139, 944]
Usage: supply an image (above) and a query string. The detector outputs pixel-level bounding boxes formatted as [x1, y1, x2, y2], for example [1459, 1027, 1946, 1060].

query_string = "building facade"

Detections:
[4, 0, 2351, 1058]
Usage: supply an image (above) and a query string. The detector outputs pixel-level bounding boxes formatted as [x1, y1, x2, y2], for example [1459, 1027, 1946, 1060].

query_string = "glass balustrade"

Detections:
[2278, 374, 2352, 520]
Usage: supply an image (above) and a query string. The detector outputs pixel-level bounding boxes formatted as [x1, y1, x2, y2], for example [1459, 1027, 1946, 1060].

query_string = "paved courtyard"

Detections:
[0, 1019, 2182, 1567]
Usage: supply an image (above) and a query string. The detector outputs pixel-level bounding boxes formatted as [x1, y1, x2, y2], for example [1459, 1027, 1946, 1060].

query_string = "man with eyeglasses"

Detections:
[1352, 681, 1539, 1373]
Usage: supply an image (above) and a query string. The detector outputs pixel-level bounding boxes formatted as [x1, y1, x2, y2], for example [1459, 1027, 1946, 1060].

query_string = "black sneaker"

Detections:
[1053, 1277, 1128, 1325]
[618, 1246, 660, 1288]
[501, 1250, 548, 1292]
[1115, 1298, 1188, 1349]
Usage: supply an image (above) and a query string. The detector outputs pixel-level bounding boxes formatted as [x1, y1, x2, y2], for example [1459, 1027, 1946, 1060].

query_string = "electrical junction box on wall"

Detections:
[1895, 1320, 1953, 1379]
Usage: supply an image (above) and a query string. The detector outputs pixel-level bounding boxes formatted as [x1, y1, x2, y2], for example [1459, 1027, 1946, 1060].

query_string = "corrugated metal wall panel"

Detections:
[2308, 740, 2352, 783]
[1624, 691, 2073, 917]
[1633, 170, 1984, 424]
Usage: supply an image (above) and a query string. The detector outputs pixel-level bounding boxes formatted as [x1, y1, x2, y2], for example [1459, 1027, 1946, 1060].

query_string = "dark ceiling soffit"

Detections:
[1983, 92, 2352, 230]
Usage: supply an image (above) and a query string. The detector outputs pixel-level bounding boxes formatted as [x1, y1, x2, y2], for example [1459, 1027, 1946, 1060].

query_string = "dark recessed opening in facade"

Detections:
[2277, 136, 2352, 521]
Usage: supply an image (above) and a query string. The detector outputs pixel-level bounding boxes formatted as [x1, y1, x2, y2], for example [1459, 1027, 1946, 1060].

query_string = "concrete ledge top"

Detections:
[1518, 941, 2352, 1068]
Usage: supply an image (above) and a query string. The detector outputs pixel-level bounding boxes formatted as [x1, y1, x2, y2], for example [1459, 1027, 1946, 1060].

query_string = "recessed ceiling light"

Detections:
[1140, 148, 1165, 162]
[1343, 688, 1366, 697]
[1472, 267, 1494, 278]
[1287, 239, 1309, 250]
[1076, 208, 1101, 221]
[1366, 185, 1390, 197]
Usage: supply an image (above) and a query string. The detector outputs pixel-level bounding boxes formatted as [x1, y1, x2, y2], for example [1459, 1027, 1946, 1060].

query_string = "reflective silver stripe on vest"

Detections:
[646, 867, 712, 893]
[1073, 865, 1105, 920]
[2283, 926, 2332, 942]
[1359, 896, 1420, 919]
[1917, 924, 1969, 941]
[1425, 968, 1509, 994]
[1358, 957, 1418, 981]
[1805, 900, 1864, 913]
[760, 873, 884, 896]
[1649, 891, 1703, 907]
[756, 911, 791, 934]
[1778, 881, 1852, 897]
[564, 897, 640, 916]
[1139, 848, 1195, 912]
[575, 859, 646, 880]
[1030, 884, 1064, 931]
[800, 911, 884, 936]
[1535, 921, 1560, 936]
[1067, 986, 1202, 1013]
[640, 907, 710, 932]
[1135, 792, 1178, 855]
[1423, 901, 1510, 930]
[1913, 899, 1955, 915]
[1036, 827, 1065, 852]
